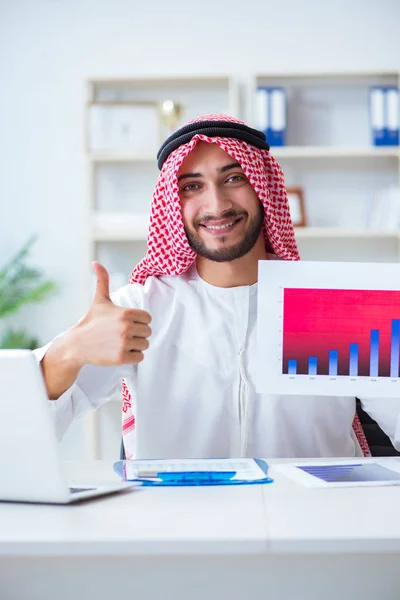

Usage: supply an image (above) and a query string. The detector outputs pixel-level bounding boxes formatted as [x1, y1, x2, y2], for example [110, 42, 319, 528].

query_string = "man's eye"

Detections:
[227, 175, 245, 183]
[181, 183, 199, 192]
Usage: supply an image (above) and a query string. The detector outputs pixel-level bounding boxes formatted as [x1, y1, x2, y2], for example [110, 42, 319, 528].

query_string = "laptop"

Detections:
[0, 349, 135, 504]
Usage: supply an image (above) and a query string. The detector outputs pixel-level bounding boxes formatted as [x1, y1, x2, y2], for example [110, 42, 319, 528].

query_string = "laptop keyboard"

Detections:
[69, 487, 96, 494]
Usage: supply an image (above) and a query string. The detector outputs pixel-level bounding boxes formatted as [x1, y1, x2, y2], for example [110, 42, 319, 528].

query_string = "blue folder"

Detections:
[369, 86, 399, 147]
[113, 458, 273, 487]
[255, 87, 286, 147]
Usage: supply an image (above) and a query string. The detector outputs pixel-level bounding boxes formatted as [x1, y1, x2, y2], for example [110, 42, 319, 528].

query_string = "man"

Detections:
[36, 114, 400, 459]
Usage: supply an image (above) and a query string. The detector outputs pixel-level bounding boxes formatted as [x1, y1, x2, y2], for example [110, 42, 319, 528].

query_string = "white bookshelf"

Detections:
[249, 71, 400, 263]
[84, 75, 239, 459]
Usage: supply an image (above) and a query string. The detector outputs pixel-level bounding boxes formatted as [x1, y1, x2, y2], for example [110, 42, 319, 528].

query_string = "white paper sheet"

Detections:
[257, 260, 400, 397]
[273, 458, 400, 488]
[123, 458, 267, 481]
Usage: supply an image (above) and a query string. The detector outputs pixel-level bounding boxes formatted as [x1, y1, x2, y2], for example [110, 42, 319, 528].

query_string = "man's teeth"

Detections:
[205, 220, 236, 230]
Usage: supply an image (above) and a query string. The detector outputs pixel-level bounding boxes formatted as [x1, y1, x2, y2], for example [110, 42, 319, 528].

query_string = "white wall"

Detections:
[1, 0, 399, 457]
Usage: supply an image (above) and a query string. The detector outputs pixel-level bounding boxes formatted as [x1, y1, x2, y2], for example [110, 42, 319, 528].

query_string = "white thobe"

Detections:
[35, 263, 400, 458]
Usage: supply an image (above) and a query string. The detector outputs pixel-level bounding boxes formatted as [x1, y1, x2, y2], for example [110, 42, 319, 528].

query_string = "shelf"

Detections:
[89, 152, 157, 163]
[271, 146, 400, 159]
[89, 147, 400, 163]
[88, 75, 233, 87]
[255, 70, 399, 81]
[92, 213, 149, 241]
[294, 227, 400, 239]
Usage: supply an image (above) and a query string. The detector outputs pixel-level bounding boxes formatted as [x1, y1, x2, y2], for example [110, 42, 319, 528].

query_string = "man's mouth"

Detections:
[199, 216, 243, 233]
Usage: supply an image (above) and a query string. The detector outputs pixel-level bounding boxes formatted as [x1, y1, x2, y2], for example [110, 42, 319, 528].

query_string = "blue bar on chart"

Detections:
[370, 330, 380, 377]
[390, 319, 400, 378]
[349, 344, 359, 377]
[328, 350, 338, 376]
[288, 359, 297, 375]
[308, 357, 318, 375]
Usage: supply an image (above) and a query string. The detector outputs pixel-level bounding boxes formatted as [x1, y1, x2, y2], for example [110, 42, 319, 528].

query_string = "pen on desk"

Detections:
[136, 470, 159, 477]
[134, 470, 161, 479]
[132, 470, 238, 482]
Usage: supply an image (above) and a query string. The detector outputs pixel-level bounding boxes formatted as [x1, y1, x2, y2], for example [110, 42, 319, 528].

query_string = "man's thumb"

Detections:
[92, 262, 111, 302]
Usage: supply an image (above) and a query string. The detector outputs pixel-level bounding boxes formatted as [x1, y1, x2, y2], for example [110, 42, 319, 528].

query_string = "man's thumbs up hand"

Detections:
[70, 262, 152, 367]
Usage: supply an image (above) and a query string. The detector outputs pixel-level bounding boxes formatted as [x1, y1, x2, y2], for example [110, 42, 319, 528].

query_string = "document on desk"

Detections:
[257, 260, 400, 397]
[123, 458, 266, 480]
[273, 459, 400, 488]
[113, 458, 272, 486]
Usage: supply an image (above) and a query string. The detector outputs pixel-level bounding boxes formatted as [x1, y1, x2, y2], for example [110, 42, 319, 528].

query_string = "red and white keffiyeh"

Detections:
[120, 114, 370, 458]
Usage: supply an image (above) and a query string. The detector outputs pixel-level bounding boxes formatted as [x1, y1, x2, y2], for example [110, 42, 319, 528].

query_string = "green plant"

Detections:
[0, 235, 57, 349]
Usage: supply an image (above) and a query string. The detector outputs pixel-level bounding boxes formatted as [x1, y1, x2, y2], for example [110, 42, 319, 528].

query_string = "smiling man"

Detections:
[36, 114, 400, 459]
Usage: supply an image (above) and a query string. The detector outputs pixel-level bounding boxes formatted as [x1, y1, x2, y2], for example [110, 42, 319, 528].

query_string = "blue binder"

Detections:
[255, 87, 286, 146]
[369, 86, 399, 146]
[385, 86, 400, 146]
[113, 458, 273, 487]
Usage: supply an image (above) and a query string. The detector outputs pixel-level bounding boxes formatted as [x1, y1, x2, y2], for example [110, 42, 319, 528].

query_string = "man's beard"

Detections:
[184, 201, 265, 263]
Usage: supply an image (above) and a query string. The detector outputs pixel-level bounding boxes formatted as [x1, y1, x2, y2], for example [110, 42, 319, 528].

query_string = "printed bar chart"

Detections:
[282, 289, 400, 378]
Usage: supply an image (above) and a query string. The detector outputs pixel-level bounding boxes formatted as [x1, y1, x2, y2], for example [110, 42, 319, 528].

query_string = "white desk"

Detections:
[1, 459, 400, 600]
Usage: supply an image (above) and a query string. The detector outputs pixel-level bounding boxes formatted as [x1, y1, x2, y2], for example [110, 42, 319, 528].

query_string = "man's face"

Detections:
[177, 142, 264, 263]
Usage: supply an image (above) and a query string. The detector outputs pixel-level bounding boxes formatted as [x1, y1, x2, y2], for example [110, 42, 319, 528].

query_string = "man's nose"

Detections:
[204, 184, 233, 216]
